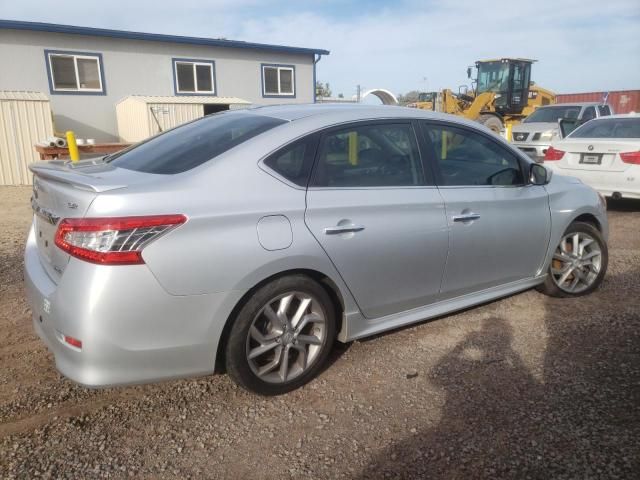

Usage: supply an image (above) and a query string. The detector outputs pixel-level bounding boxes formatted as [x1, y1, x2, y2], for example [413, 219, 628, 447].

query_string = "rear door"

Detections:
[304, 121, 449, 319]
[419, 121, 551, 298]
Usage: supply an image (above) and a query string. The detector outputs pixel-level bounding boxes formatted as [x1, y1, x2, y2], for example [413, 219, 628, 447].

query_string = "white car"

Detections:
[544, 114, 640, 200]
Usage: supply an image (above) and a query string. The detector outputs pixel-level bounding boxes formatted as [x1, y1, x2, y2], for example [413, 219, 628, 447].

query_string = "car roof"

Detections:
[551, 102, 608, 107]
[585, 112, 639, 120]
[244, 103, 475, 125]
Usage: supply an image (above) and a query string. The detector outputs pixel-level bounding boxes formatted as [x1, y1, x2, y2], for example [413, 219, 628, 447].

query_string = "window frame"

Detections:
[260, 134, 321, 189]
[261, 64, 296, 98]
[417, 120, 530, 189]
[172, 58, 217, 96]
[44, 50, 106, 95]
[308, 119, 433, 190]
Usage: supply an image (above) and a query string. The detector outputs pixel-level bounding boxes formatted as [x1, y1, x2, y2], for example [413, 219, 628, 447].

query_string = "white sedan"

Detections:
[544, 114, 640, 200]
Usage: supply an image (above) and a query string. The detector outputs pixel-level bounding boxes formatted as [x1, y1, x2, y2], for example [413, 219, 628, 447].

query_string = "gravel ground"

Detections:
[1, 185, 639, 479]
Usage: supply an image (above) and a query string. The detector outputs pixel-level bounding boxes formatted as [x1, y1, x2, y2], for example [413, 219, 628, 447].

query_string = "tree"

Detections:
[315, 81, 332, 98]
[397, 90, 422, 106]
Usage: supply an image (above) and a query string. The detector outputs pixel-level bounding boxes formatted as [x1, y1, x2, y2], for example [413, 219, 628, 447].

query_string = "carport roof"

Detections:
[117, 95, 251, 105]
[0, 90, 49, 101]
[0, 19, 330, 56]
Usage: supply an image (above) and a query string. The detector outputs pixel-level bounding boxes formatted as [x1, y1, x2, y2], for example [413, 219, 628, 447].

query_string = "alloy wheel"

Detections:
[551, 232, 602, 293]
[246, 292, 327, 384]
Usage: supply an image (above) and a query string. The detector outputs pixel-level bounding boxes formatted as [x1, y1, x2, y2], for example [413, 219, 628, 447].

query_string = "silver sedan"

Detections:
[24, 105, 609, 395]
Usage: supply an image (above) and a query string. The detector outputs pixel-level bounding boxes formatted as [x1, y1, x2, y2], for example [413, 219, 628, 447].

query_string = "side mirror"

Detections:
[466, 67, 472, 79]
[530, 163, 551, 185]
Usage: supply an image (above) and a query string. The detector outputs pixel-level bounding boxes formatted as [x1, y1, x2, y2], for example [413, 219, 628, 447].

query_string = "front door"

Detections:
[305, 121, 449, 319]
[420, 121, 551, 298]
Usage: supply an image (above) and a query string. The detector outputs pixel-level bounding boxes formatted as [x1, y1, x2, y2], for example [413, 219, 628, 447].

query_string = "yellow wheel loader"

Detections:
[412, 58, 556, 134]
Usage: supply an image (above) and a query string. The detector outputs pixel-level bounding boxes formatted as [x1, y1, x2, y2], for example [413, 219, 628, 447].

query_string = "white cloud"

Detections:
[235, 0, 640, 96]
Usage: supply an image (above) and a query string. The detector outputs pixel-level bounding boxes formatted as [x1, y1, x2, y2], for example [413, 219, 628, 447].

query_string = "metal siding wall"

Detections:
[556, 90, 640, 114]
[0, 98, 53, 185]
[116, 99, 150, 143]
[147, 103, 203, 136]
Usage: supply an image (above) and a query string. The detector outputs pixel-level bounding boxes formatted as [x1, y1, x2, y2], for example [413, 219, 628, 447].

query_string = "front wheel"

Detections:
[478, 114, 503, 134]
[538, 222, 608, 298]
[225, 275, 336, 395]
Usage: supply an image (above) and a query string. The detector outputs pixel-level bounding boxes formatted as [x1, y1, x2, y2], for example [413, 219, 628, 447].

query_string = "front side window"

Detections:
[107, 112, 286, 174]
[422, 122, 525, 187]
[262, 65, 295, 97]
[46, 51, 104, 93]
[174, 59, 215, 94]
[311, 123, 425, 188]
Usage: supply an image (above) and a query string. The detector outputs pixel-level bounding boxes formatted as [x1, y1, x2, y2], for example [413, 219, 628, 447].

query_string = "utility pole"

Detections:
[356, 85, 361, 103]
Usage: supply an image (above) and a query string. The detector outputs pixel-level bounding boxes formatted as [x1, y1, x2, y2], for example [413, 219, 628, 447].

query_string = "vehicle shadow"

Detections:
[356, 265, 640, 479]
[607, 197, 640, 212]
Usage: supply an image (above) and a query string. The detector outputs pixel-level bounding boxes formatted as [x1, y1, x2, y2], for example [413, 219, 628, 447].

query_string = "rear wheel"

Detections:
[225, 275, 336, 395]
[478, 114, 503, 134]
[538, 222, 608, 297]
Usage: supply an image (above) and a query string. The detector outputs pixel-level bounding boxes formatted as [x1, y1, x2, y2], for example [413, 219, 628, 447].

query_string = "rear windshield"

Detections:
[569, 118, 640, 139]
[107, 112, 286, 174]
[523, 105, 582, 123]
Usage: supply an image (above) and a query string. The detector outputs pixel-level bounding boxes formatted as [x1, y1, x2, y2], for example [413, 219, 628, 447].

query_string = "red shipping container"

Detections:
[555, 90, 640, 114]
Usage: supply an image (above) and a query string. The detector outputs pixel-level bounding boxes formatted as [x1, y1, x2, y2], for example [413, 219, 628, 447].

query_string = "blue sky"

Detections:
[2, 0, 639, 98]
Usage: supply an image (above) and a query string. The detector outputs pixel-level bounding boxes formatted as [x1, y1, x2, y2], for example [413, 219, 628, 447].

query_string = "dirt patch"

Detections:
[1, 187, 639, 479]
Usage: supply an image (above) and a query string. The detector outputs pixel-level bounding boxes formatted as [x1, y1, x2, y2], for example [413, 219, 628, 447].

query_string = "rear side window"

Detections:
[263, 136, 317, 186]
[421, 122, 525, 187]
[108, 113, 286, 174]
[570, 118, 640, 139]
[311, 123, 425, 188]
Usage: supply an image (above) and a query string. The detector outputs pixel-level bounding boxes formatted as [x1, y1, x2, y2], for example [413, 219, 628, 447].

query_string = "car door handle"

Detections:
[324, 225, 366, 235]
[452, 213, 481, 222]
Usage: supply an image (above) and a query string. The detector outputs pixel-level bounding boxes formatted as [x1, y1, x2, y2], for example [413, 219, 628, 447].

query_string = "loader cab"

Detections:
[474, 58, 533, 115]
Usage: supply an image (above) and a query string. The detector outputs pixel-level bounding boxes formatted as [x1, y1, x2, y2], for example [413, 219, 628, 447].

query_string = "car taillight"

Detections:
[544, 147, 565, 161]
[620, 151, 640, 165]
[54, 214, 187, 265]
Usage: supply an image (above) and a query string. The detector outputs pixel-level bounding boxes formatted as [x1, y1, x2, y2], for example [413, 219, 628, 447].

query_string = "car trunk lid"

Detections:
[555, 139, 640, 172]
[29, 158, 145, 283]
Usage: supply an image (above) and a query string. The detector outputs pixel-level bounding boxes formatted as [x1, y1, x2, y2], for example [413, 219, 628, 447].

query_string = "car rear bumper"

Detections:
[512, 142, 550, 162]
[24, 224, 245, 387]
[545, 165, 640, 200]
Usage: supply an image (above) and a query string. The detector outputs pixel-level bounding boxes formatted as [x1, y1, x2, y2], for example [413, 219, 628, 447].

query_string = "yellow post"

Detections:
[66, 131, 80, 162]
[505, 122, 513, 143]
[348, 132, 358, 165]
[441, 131, 448, 160]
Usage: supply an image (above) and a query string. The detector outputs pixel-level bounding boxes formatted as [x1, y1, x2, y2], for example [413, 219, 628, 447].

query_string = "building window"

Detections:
[45, 50, 105, 94]
[262, 64, 295, 97]
[173, 59, 216, 95]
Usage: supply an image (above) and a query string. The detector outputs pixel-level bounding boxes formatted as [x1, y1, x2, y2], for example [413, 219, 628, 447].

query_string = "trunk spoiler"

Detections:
[29, 160, 127, 193]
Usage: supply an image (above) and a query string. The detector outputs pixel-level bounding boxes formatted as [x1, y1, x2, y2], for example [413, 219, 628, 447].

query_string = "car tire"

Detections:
[537, 221, 608, 298]
[225, 274, 336, 395]
[478, 114, 503, 134]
